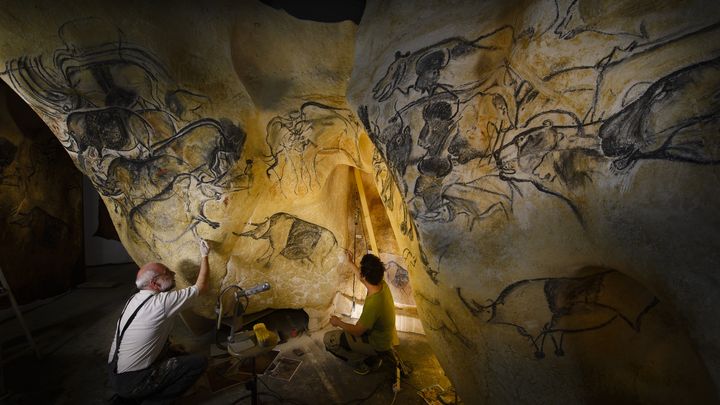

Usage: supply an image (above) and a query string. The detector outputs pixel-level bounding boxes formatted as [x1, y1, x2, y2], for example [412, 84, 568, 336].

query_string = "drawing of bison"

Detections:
[458, 269, 659, 358]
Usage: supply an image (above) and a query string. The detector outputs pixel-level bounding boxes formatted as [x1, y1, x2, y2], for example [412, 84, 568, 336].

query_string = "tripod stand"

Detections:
[214, 283, 276, 404]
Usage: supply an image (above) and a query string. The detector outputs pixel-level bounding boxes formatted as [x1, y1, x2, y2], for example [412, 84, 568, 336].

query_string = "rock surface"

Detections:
[349, 0, 720, 402]
[0, 0, 719, 402]
[0, 80, 82, 303]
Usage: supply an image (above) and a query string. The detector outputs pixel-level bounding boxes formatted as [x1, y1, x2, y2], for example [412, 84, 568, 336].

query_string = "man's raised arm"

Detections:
[196, 238, 210, 295]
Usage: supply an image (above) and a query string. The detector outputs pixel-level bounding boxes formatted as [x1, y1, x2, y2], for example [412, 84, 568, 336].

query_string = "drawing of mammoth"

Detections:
[458, 270, 659, 358]
[264, 102, 362, 196]
[235, 212, 338, 268]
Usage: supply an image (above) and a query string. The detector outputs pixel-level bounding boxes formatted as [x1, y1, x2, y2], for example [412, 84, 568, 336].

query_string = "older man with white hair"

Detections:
[107, 239, 211, 404]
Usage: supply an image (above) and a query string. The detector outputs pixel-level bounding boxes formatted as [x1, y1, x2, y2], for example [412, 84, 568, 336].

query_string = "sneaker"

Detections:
[353, 363, 370, 375]
[353, 357, 382, 375]
[365, 356, 383, 371]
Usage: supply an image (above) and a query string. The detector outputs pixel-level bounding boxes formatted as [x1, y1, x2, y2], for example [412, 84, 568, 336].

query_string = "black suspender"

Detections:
[111, 293, 154, 373]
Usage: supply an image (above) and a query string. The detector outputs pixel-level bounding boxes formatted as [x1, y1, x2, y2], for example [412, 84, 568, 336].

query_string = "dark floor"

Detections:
[0, 264, 454, 404]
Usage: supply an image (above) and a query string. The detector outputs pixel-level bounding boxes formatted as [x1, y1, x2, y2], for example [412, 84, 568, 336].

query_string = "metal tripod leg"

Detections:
[1, 347, 6, 399]
[0, 266, 41, 400]
[0, 267, 40, 359]
[243, 356, 258, 405]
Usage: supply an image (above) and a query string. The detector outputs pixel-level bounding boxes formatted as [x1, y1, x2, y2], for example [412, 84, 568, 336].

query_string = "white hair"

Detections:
[135, 268, 158, 289]
[157, 277, 175, 292]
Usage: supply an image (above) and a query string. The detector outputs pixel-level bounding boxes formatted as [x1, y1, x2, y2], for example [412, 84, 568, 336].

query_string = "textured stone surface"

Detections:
[0, 0, 719, 402]
[348, 0, 720, 402]
[0, 1, 368, 320]
[0, 80, 83, 302]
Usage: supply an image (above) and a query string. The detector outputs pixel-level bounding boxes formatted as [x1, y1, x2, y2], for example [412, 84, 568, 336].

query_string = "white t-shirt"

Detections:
[108, 285, 198, 373]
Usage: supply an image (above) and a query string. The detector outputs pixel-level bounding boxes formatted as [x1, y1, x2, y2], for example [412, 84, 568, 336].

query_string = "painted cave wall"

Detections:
[0, 80, 83, 303]
[0, 1, 368, 324]
[0, 0, 718, 403]
[349, 0, 720, 402]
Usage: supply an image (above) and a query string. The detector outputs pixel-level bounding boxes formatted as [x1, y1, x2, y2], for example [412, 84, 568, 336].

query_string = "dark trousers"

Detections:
[323, 330, 378, 366]
[108, 354, 208, 404]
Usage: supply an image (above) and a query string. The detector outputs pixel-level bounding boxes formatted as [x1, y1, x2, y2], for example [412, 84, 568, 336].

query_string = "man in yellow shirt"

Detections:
[325, 254, 399, 375]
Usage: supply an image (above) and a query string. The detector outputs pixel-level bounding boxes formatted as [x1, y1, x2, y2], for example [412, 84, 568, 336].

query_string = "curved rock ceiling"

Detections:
[1, 0, 719, 402]
[0, 80, 82, 302]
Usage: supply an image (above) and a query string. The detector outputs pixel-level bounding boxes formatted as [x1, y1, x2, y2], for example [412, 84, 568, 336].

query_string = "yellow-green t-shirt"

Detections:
[358, 280, 399, 351]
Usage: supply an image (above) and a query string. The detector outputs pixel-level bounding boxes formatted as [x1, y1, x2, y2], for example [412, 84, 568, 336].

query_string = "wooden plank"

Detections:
[353, 167, 379, 255]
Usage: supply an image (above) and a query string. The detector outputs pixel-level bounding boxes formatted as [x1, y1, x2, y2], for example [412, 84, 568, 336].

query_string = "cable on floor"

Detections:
[390, 390, 398, 405]
[402, 379, 423, 392]
[256, 376, 308, 405]
[333, 378, 389, 405]
[232, 391, 290, 404]
[232, 364, 395, 404]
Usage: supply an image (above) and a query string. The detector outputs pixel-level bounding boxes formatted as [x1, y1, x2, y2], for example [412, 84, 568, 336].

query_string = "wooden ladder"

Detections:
[0, 266, 41, 398]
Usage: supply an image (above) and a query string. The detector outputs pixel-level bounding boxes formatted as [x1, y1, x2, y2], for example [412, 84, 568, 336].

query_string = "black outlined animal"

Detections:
[372, 26, 513, 102]
[553, 0, 651, 40]
[264, 102, 362, 196]
[493, 120, 605, 224]
[234, 212, 338, 267]
[5, 22, 252, 245]
[384, 260, 414, 305]
[440, 174, 514, 231]
[458, 270, 659, 359]
[386, 261, 410, 289]
[128, 173, 222, 243]
[0, 137, 18, 185]
[599, 56, 720, 170]
[386, 118, 413, 182]
[7, 206, 71, 248]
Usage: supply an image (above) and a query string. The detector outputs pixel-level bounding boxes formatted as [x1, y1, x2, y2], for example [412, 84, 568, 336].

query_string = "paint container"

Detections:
[254, 323, 272, 346]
